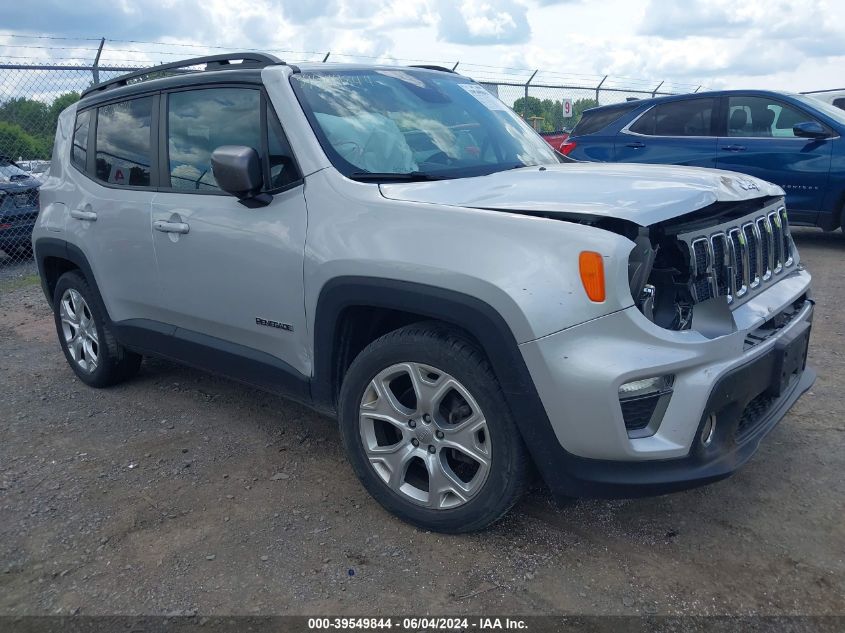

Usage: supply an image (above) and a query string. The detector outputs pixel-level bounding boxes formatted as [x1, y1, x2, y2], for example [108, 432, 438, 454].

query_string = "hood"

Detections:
[379, 162, 783, 226]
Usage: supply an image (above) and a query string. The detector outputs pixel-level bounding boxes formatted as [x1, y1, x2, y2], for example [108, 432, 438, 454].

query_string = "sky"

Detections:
[1, 0, 844, 94]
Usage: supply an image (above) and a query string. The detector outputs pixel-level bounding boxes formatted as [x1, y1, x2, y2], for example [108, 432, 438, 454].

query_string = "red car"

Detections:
[539, 130, 571, 153]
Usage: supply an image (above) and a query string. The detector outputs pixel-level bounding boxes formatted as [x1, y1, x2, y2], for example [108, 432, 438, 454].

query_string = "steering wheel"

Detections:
[422, 151, 453, 166]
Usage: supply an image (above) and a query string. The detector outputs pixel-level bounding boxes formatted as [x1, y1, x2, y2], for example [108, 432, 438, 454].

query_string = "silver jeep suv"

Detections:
[33, 53, 815, 532]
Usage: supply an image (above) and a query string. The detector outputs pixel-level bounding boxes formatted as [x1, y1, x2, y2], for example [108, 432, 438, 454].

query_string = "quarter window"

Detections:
[167, 88, 260, 191]
[630, 98, 715, 137]
[266, 104, 300, 189]
[71, 110, 89, 172]
[726, 96, 820, 138]
[95, 97, 153, 187]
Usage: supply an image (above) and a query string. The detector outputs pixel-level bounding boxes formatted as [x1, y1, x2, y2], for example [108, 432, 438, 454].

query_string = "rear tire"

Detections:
[52, 271, 141, 387]
[338, 322, 531, 533]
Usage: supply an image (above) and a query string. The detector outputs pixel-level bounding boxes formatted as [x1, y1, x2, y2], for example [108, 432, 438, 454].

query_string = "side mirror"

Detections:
[210, 145, 272, 207]
[793, 121, 829, 139]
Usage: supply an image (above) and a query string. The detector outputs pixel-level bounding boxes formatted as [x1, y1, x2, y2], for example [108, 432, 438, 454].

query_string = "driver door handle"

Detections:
[154, 220, 190, 234]
[721, 144, 747, 152]
[625, 142, 645, 149]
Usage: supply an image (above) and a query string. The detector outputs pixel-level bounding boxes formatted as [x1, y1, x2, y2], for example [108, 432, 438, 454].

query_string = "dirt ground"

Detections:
[0, 228, 842, 617]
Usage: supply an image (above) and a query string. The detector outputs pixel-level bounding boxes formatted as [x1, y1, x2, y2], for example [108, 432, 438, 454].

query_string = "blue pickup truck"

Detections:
[564, 90, 845, 231]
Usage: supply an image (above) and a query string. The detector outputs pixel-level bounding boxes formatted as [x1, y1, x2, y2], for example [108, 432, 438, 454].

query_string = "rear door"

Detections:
[568, 103, 638, 161]
[614, 97, 718, 167]
[150, 85, 310, 378]
[715, 95, 833, 224]
[63, 97, 160, 323]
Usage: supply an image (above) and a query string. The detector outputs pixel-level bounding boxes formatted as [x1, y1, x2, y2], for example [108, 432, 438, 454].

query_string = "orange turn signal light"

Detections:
[579, 251, 606, 302]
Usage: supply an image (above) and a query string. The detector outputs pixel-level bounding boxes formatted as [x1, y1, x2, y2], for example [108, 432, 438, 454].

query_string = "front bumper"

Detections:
[518, 267, 814, 498]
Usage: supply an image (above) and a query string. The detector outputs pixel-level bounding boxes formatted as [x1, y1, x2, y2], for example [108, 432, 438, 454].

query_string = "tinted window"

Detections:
[833, 98, 845, 111]
[167, 88, 260, 191]
[266, 104, 300, 189]
[572, 103, 638, 136]
[95, 97, 153, 186]
[630, 98, 715, 136]
[71, 110, 89, 172]
[727, 96, 820, 138]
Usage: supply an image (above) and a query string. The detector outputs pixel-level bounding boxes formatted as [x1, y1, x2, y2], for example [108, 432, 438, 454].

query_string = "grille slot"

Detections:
[682, 204, 794, 306]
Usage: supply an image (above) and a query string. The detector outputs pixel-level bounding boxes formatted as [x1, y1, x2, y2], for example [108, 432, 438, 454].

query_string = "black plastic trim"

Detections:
[111, 319, 311, 404]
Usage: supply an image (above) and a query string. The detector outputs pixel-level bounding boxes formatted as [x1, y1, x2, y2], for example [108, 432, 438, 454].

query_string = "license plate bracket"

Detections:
[767, 320, 811, 397]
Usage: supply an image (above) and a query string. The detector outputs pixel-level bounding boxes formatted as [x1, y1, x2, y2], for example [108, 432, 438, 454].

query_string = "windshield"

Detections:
[0, 162, 31, 184]
[290, 69, 560, 180]
[794, 94, 845, 127]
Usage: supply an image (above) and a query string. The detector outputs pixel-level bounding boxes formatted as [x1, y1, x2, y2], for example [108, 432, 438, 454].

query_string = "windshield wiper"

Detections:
[350, 171, 445, 182]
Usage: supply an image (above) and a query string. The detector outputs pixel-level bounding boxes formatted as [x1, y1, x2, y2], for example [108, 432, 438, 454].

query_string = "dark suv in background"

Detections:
[0, 156, 40, 257]
[565, 90, 845, 231]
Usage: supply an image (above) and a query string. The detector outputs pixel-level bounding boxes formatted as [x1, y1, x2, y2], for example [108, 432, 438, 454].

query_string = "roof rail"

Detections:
[408, 64, 456, 74]
[81, 52, 284, 98]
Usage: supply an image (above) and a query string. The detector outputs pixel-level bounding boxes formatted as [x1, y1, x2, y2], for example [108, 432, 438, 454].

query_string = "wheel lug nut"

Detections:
[435, 430, 444, 439]
[408, 420, 416, 428]
[428, 445, 436, 454]
[411, 438, 419, 447]
[423, 414, 431, 423]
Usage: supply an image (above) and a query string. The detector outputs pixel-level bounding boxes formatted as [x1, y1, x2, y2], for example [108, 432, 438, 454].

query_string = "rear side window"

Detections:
[572, 104, 638, 136]
[630, 98, 715, 136]
[167, 88, 260, 191]
[834, 97, 845, 111]
[71, 110, 89, 172]
[95, 97, 153, 187]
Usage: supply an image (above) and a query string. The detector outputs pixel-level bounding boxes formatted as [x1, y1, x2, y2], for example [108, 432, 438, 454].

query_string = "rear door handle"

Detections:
[154, 220, 190, 234]
[70, 209, 97, 221]
[721, 144, 747, 152]
[625, 142, 645, 149]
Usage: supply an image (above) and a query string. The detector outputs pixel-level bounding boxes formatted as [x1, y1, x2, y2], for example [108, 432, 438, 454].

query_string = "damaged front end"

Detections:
[626, 196, 801, 336]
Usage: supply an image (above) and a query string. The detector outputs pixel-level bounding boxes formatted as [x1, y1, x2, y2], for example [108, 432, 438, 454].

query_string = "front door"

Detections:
[150, 86, 309, 378]
[716, 95, 833, 225]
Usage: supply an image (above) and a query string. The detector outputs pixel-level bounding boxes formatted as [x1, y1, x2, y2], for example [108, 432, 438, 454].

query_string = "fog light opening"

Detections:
[701, 413, 717, 447]
[619, 374, 675, 437]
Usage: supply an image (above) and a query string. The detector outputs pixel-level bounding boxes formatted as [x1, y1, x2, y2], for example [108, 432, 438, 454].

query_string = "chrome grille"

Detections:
[683, 204, 794, 305]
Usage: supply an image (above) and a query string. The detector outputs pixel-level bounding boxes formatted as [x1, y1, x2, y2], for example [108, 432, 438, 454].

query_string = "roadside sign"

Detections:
[562, 98, 573, 118]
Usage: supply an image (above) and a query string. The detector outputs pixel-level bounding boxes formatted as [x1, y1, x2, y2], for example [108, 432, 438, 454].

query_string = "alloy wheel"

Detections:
[59, 288, 99, 373]
[359, 362, 491, 509]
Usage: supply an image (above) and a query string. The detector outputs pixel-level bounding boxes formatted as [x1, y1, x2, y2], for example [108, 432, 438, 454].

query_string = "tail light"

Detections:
[559, 140, 577, 155]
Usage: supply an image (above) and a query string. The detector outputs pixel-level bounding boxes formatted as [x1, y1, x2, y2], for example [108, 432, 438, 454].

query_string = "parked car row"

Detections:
[0, 156, 40, 256]
[564, 90, 845, 231]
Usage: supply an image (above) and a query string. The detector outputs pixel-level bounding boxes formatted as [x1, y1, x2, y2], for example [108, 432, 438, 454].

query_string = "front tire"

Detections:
[52, 271, 141, 387]
[338, 322, 531, 533]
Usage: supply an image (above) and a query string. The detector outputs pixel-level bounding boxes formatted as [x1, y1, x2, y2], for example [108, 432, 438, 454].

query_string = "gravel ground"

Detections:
[0, 228, 843, 616]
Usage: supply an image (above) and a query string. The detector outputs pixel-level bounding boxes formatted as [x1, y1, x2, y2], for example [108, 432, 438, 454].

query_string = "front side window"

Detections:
[290, 69, 559, 179]
[71, 110, 89, 172]
[726, 96, 823, 138]
[95, 97, 153, 186]
[630, 98, 715, 137]
[167, 88, 260, 191]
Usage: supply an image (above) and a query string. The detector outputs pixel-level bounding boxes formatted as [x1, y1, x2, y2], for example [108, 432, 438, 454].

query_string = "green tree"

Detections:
[0, 121, 44, 160]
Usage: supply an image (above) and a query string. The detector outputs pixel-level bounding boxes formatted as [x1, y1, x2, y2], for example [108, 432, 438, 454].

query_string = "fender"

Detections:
[311, 276, 582, 493]
[34, 237, 107, 315]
